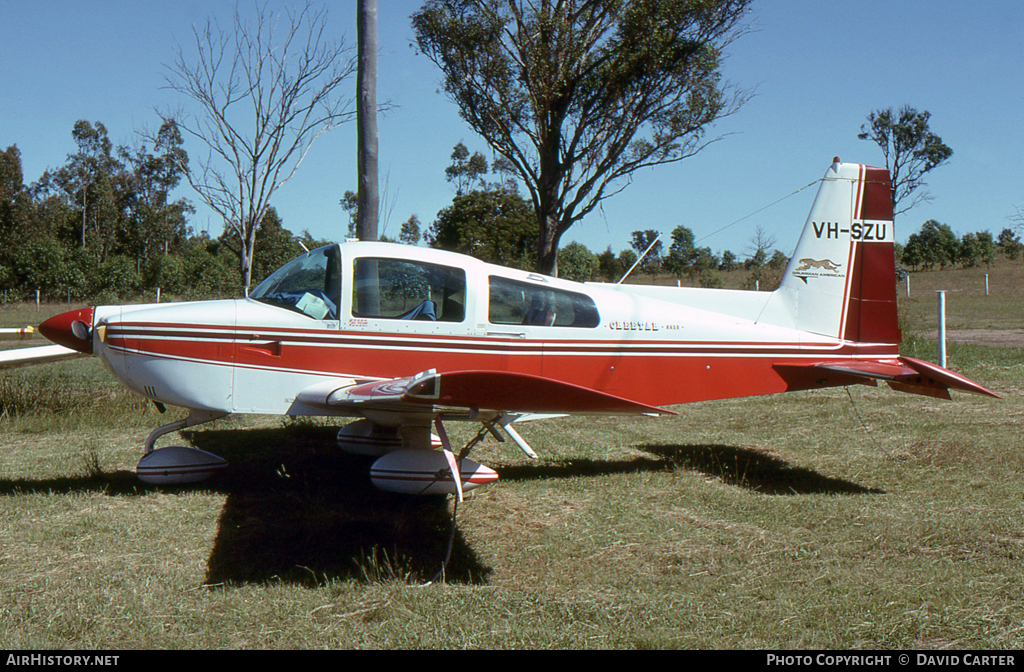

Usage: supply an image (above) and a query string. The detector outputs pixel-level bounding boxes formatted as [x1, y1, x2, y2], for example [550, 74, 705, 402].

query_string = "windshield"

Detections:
[249, 245, 341, 320]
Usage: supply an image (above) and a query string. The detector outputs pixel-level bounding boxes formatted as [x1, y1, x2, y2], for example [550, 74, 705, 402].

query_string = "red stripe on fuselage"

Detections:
[105, 320, 900, 407]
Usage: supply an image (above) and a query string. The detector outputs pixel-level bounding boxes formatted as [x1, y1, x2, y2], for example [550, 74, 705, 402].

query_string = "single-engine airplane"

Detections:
[4, 159, 998, 497]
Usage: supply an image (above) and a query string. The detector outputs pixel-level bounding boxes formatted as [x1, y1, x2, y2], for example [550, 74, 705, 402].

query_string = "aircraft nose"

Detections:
[39, 307, 96, 354]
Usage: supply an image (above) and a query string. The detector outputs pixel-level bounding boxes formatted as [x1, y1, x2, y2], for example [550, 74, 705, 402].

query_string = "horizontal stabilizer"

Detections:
[303, 369, 674, 416]
[812, 360, 913, 380]
[897, 356, 1001, 398]
[777, 357, 999, 400]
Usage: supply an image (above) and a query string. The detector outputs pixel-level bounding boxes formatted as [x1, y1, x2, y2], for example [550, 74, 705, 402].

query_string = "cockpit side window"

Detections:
[249, 245, 341, 320]
[352, 258, 466, 322]
[488, 276, 600, 328]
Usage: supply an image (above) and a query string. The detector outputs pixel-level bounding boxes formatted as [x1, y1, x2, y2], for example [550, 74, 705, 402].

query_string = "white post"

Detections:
[984, 274, 989, 296]
[156, 287, 161, 303]
[35, 289, 40, 311]
[906, 275, 910, 297]
[936, 290, 947, 368]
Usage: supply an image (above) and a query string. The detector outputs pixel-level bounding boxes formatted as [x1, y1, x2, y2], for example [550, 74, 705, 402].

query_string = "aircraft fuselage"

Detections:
[76, 241, 896, 417]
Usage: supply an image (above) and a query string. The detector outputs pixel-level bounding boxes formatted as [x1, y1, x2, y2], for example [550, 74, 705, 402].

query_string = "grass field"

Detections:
[0, 261, 1021, 649]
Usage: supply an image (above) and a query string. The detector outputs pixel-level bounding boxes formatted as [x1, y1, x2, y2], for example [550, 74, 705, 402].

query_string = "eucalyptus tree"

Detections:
[42, 121, 123, 253]
[426, 188, 538, 269]
[997, 228, 1022, 260]
[629, 229, 663, 277]
[399, 214, 422, 245]
[413, 0, 751, 275]
[427, 141, 538, 266]
[556, 241, 598, 281]
[161, 1, 356, 292]
[596, 246, 620, 281]
[664, 224, 696, 277]
[445, 142, 490, 195]
[858, 106, 953, 218]
[0, 145, 31, 288]
[902, 220, 960, 270]
[0, 146, 30, 241]
[120, 121, 192, 267]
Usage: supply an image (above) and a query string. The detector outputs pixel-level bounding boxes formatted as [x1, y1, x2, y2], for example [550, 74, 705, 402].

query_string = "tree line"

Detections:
[12, 121, 1015, 307]
[899, 221, 1022, 271]
[0, 122, 320, 303]
[1, 1, 352, 303]
[421, 142, 788, 287]
[1, 123, 778, 305]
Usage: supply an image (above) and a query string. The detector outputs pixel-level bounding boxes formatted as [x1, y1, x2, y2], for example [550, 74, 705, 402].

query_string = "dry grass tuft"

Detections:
[903, 440, 979, 466]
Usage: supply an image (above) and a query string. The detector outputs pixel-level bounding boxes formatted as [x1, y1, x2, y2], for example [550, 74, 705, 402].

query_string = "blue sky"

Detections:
[2, 0, 1022, 258]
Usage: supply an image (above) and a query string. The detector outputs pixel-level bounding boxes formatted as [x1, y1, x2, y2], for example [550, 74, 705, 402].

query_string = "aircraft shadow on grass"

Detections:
[0, 425, 492, 586]
[184, 425, 493, 587]
[0, 428, 881, 587]
[495, 443, 884, 496]
[638, 443, 885, 495]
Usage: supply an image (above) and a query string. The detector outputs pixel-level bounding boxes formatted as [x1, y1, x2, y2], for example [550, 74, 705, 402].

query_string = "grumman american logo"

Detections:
[792, 258, 844, 283]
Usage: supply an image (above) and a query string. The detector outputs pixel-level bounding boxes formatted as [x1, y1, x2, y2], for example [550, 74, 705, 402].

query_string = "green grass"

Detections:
[0, 265, 1021, 649]
[0, 348, 1021, 648]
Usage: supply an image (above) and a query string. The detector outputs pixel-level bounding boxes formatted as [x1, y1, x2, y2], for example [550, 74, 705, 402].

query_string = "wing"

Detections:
[0, 344, 83, 370]
[774, 356, 1000, 401]
[0, 326, 37, 341]
[296, 369, 674, 417]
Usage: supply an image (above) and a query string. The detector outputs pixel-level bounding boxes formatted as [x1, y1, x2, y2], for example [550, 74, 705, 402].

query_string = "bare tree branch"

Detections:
[158, 1, 355, 291]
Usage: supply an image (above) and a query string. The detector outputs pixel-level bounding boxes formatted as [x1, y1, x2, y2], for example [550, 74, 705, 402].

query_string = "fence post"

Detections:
[936, 290, 947, 368]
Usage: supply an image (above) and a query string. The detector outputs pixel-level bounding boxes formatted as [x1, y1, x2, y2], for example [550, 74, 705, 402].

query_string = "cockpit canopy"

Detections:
[249, 242, 601, 329]
[249, 245, 341, 320]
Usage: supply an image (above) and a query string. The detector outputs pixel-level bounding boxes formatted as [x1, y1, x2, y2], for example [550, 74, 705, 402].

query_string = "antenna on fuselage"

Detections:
[617, 235, 661, 284]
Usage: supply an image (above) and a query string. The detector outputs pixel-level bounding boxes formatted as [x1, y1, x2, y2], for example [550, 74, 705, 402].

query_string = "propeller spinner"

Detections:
[38, 307, 95, 354]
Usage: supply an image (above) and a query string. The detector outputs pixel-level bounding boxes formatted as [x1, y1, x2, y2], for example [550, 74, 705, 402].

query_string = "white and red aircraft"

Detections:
[5, 159, 998, 496]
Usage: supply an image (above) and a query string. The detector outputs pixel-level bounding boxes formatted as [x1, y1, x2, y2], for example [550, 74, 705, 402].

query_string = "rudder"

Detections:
[763, 159, 899, 344]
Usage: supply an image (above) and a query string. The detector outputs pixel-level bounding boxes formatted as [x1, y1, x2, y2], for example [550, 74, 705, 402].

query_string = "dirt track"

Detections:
[929, 329, 1024, 348]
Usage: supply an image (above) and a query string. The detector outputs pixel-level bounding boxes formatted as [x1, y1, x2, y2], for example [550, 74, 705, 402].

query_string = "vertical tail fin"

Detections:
[763, 159, 899, 344]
